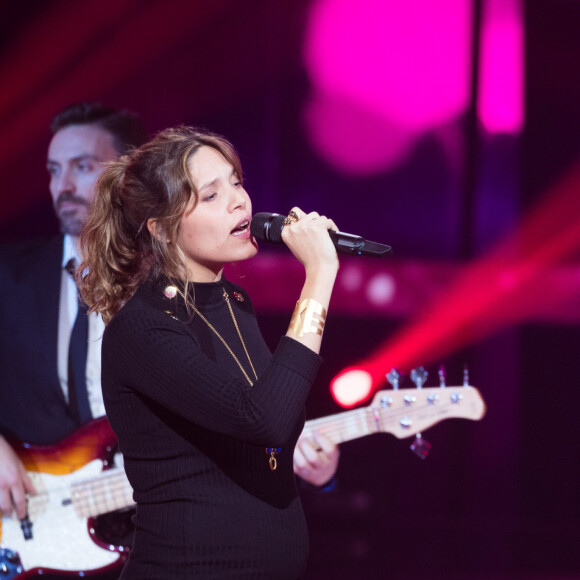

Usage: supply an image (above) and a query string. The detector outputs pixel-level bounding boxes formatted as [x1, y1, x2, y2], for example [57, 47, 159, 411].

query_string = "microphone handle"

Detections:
[328, 231, 392, 257]
[249, 212, 392, 257]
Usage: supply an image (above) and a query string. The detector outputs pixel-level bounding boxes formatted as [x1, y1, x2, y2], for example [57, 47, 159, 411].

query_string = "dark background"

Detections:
[1, 1, 579, 578]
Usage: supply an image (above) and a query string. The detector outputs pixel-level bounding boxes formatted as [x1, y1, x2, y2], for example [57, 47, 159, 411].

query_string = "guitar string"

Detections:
[79, 482, 131, 502]
[18, 479, 132, 520]
[302, 395, 448, 442]
[74, 473, 134, 516]
[73, 471, 128, 496]
[80, 479, 132, 502]
[302, 410, 369, 444]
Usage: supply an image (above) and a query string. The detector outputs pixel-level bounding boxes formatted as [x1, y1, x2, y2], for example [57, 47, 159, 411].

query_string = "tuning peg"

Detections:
[410, 433, 431, 459]
[410, 366, 428, 389]
[438, 364, 446, 387]
[386, 368, 400, 390]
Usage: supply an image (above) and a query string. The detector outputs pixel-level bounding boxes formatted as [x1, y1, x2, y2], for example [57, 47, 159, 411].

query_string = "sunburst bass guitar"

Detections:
[0, 384, 485, 578]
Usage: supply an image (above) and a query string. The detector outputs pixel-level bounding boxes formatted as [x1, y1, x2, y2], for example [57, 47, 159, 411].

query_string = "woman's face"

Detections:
[177, 146, 257, 282]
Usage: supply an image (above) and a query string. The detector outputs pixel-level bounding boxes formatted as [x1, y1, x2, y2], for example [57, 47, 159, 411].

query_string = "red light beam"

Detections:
[344, 159, 580, 391]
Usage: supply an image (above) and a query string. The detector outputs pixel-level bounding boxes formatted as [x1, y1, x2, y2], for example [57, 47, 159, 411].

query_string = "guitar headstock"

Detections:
[301, 366, 486, 453]
[368, 384, 486, 439]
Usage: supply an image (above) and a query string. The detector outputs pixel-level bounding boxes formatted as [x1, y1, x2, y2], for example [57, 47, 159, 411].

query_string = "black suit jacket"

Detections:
[0, 236, 79, 444]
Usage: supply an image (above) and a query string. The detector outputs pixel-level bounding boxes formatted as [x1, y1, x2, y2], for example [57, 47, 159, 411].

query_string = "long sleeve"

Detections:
[102, 306, 321, 445]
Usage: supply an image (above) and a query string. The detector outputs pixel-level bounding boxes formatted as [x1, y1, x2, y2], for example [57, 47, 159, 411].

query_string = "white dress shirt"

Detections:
[58, 234, 106, 419]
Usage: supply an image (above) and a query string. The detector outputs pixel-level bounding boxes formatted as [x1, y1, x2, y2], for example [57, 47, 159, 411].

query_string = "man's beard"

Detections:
[55, 192, 90, 237]
[58, 212, 85, 236]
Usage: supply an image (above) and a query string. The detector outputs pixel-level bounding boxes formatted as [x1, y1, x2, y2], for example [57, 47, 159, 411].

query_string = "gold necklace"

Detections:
[164, 283, 279, 470]
[165, 285, 258, 387]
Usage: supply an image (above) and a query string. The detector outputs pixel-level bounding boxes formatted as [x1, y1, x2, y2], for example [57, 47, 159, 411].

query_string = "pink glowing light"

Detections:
[478, 0, 524, 134]
[331, 368, 373, 408]
[303, 92, 417, 175]
[303, 0, 472, 175]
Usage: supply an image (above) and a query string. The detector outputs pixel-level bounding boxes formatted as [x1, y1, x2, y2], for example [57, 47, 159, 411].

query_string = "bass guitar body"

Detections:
[0, 418, 131, 579]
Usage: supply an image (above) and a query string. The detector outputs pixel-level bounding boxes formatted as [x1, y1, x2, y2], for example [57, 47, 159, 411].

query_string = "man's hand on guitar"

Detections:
[293, 431, 340, 488]
[0, 435, 35, 519]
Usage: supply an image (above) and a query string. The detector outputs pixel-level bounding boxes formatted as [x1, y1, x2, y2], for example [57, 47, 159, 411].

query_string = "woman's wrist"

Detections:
[304, 260, 339, 278]
[302, 266, 338, 299]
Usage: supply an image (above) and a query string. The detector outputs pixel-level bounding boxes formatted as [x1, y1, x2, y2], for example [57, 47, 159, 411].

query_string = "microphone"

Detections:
[250, 212, 393, 257]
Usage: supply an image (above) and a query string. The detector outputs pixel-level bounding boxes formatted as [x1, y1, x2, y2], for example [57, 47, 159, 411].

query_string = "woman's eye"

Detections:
[203, 192, 217, 202]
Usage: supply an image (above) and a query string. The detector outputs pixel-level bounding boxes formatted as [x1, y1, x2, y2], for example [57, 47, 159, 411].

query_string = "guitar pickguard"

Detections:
[0, 461, 125, 576]
[0, 418, 130, 578]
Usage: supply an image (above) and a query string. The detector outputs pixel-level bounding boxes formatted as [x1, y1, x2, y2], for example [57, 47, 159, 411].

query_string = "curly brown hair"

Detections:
[78, 126, 242, 324]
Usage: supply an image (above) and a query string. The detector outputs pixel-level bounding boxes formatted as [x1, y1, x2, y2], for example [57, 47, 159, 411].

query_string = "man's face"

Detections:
[47, 124, 118, 236]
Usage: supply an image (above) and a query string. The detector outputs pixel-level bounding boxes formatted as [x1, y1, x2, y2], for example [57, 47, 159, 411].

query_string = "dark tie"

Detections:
[65, 258, 92, 425]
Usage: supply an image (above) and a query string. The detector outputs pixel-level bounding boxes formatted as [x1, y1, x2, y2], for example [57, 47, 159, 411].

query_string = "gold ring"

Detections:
[284, 210, 300, 226]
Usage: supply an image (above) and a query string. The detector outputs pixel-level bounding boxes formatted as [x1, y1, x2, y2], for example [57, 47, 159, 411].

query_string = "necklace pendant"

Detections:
[266, 447, 281, 471]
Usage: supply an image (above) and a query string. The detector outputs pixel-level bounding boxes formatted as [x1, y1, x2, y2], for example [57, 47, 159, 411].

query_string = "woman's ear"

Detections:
[148, 219, 172, 244]
[147, 218, 162, 240]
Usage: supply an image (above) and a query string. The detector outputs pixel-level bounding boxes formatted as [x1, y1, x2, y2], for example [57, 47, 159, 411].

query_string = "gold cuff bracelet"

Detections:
[289, 298, 327, 337]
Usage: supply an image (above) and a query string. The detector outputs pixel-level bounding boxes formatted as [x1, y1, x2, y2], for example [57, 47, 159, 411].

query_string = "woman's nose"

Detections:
[229, 186, 248, 210]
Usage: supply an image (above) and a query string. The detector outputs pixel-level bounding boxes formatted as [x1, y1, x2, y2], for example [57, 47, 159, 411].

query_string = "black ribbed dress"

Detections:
[101, 275, 322, 579]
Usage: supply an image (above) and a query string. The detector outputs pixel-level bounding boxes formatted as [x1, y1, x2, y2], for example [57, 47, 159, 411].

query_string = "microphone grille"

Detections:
[250, 213, 286, 243]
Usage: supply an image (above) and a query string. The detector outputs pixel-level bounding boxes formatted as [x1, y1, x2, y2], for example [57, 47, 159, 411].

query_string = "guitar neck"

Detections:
[302, 407, 374, 445]
[73, 412, 372, 516]
[73, 467, 134, 518]
[20, 387, 484, 522]
[301, 386, 486, 445]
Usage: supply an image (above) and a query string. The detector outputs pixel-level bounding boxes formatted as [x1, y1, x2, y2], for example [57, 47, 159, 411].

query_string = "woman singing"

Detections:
[79, 126, 339, 578]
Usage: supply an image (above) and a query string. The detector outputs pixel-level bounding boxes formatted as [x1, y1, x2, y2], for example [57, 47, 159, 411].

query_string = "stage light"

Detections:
[330, 368, 373, 408]
[478, 0, 524, 134]
[303, 0, 472, 175]
[329, 159, 580, 403]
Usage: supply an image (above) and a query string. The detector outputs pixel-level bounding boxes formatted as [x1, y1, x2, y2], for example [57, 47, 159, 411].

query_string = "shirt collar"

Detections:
[62, 234, 80, 269]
